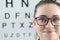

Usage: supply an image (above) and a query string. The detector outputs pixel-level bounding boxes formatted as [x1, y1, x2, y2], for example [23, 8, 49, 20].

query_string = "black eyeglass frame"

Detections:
[35, 17, 60, 26]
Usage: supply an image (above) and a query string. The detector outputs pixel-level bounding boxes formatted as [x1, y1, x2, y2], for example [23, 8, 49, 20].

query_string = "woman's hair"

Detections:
[34, 0, 60, 40]
[34, 0, 60, 18]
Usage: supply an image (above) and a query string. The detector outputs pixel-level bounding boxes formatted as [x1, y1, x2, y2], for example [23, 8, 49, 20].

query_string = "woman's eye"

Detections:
[53, 18, 60, 22]
[37, 18, 41, 21]
[40, 18, 47, 22]
[37, 18, 44, 21]
[41, 19, 45, 21]
[37, 16, 47, 22]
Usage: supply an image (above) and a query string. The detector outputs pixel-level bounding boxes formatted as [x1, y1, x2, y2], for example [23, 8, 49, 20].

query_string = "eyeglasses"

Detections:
[35, 15, 60, 26]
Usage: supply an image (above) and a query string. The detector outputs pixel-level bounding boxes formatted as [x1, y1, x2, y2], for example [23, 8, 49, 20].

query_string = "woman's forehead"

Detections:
[35, 4, 60, 17]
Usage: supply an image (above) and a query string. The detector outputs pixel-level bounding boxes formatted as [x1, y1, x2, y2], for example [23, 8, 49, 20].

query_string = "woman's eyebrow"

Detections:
[35, 15, 47, 18]
[39, 15, 47, 17]
[52, 15, 60, 17]
[38, 15, 60, 18]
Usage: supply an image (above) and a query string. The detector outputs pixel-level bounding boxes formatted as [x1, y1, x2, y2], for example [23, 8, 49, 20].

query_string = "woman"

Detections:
[33, 0, 60, 40]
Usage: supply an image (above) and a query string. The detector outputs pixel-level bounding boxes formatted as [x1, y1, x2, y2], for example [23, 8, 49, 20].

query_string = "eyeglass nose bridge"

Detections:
[48, 18, 52, 21]
[46, 18, 53, 25]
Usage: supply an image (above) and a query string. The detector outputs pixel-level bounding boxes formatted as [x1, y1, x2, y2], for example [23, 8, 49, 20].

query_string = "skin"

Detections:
[33, 4, 60, 40]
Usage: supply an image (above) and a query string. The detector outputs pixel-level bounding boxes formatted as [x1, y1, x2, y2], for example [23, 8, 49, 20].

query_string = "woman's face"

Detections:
[33, 4, 60, 40]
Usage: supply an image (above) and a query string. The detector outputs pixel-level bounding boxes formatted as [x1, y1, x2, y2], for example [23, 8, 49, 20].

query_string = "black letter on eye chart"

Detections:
[5, 13, 10, 19]
[20, 23, 24, 28]
[6, 0, 13, 8]
[29, 22, 33, 28]
[11, 22, 15, 28]
[10, 33, 14, 37]
[15, 13, 20, 19]
[25, 12, 30, 18]
[23, 33, 25, 37]
[22, 0, 29, 7]
[2, 23, 7, 29]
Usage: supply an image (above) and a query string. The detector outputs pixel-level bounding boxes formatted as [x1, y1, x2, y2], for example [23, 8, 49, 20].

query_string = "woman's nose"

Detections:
[45, 20, 54, 29]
